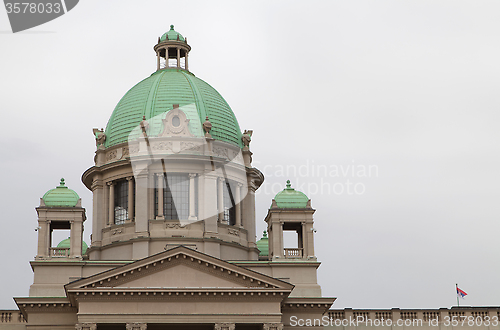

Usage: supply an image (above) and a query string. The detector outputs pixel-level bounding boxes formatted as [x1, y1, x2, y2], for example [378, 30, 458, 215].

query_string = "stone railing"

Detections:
[49, 247, 70, 257]
[0, 311, 26, 323]
[284, 248, 303, 259]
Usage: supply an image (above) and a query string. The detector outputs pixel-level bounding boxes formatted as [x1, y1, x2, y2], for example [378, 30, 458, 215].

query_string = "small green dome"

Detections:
[256, 230, 269, 256]
[274, 180, 309, 209]
[57, 237, 88, 255]
[42, 178, 80, 207]
[160, 25, 185, 42]
[105, 69, 243, 148]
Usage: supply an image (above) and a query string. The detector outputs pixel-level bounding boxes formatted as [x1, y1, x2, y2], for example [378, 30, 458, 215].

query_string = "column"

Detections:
[156, 51, 160, 71]
[235, 183, 242, 227]
[36, 220, 50, 258]
[279, 223, 284, 258]
[126, 323, 147, 330]
[107, 181, 114, 226]
[69, 220, 83, 258]
[299, 222, 305, 259]
[91, 178, 104, 247]
[127, 176, 134, 222]
[263, 323, 283, 330]
[165, 47, 169, 67]
[188, 173, 197, 220]
[75, 323, 97, 330]
[156, 174, 164, 219]
[133, 171, 149, 259]
[176, 47, 180, 68]
[217, 177, 224, 222]
[185, 51, 188, 70]
[214, 323, 235, 330]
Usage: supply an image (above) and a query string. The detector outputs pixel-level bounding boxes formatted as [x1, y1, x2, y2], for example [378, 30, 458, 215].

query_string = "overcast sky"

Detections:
[1, 0, 500, 310]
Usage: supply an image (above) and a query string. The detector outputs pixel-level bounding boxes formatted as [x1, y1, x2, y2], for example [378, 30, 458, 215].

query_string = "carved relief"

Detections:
[152, 141, 173, 151]
[112, 229, 123, 235]
[129, 145, 140, 154]
[180, 141, 202, 152]
[75, 323, 97, 330]
[215, 323, 235, 330]
[166, 223, 186, 229]
[160, 105, 194, 137]
[122, 147, 129, 157]
[106, 150, 117, 161]
[228, 228, 240, 237]
[213, 146, 228, 159]
[126, 323, 147, 330]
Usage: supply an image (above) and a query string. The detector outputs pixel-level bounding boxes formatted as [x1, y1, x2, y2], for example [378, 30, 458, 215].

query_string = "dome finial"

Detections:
[286, 180, 291, 189]
[263, 230, 267, 238]
[59, 178, 66, 187]
[170, 24, 174, 30]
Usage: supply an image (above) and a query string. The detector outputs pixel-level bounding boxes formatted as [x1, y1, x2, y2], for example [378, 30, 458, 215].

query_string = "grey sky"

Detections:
[1, 0, 499, 309]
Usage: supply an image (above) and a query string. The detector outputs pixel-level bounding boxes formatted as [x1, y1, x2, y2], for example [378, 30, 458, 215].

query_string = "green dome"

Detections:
[274, 180, 309, 209]
[105, 69, 243, 148]
[57, 237, 88, 255]
[256, 231, 269, 256]
[42, 178, 80, 207]
[160, 25, 185, 42]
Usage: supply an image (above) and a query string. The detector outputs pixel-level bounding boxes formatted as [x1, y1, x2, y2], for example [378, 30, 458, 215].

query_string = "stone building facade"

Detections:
[2, 26, 334, 330]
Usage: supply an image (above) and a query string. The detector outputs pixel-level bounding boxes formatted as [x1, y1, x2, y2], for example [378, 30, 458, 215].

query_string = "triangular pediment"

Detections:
[66, 246, 293, 292]
[113, 263, 247, 289]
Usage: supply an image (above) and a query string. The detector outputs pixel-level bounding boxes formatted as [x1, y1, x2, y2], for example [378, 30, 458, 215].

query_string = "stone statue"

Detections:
[242, 129, 252, 149]
[203, 116, 212, 138]
[93, 128, 106, 147]
[140, 115, 149, 134]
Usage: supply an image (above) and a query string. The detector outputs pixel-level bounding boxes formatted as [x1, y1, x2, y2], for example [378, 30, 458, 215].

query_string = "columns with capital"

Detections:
[107, 181, 114, 226]
[217, 177, 224, 223]
[156, 173, 164, 219]
[235, 183, 242, 227]
[165, 47, 169, 67]
[185, 51, 188, 71]
[156, 51, 160, 71]
[188, 173, 197, 220]
[263, 323, 283, 330]
[214, 323, 235, 330]
[126, 323, 147, 330]
[75, 323, 97, 330]
[127, 176, 134, 222]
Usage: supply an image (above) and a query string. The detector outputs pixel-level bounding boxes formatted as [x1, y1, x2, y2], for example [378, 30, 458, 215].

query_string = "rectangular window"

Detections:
[114, 180, 128, 225]
[155, 173, 191, 220]
[223, 179, 236, 226]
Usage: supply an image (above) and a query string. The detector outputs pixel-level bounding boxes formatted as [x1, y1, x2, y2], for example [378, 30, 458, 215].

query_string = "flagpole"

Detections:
[456, 283, 459, 307]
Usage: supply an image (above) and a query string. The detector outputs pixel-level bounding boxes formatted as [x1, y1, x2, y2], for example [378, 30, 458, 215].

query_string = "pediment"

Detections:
[66, 246, 293, 292]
